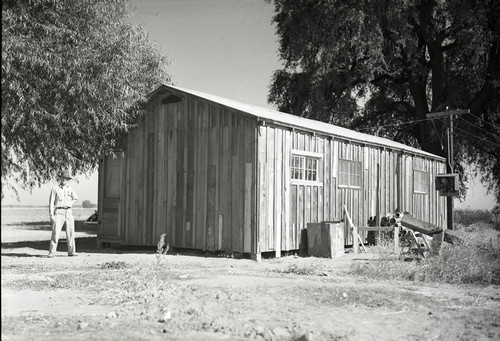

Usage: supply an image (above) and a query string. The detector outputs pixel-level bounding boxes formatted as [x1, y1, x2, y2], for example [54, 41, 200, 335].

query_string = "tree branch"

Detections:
[470, 39, 500, 116]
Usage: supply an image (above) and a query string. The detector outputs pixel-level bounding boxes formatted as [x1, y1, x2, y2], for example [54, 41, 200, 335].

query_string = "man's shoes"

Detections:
[68, 253, 78, 257]
[47, 253, 54, 258]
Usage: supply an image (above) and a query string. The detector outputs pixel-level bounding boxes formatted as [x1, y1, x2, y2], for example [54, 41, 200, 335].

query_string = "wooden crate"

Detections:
[307, 222, 344, 258]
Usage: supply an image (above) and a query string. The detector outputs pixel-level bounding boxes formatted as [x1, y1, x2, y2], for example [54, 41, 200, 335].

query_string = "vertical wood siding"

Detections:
[256, 128, 448, 253]
[97, 154, 123, 242]
[337, 141, 364, 245]
[120, 93, 257, 252]
[257, 128, 338, 252]
[101, 89, 447, 255]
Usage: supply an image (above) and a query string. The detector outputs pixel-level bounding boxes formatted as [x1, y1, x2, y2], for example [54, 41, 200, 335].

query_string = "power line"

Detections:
[456, 116, 499, 139]
[356, 117, 434, 131]
[470, 114, 499, 130]
[453, 126, 500, 148]
[456, 115, 498, 134]
[438, 114, 500, 148]
[352, 111, 498, 135]
[353, 114, 500, 149]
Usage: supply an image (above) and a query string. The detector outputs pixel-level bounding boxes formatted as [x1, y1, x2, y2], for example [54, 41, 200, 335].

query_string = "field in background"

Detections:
[455, 208, 499, 226]
[1, 207, 96, 225]
[1, 207, 97, 244]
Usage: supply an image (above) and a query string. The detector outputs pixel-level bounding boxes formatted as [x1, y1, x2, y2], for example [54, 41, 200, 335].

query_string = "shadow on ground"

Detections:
[1, 222, 307, 260]
[0, 237, 161, 256]
[1, 236, 261, 259]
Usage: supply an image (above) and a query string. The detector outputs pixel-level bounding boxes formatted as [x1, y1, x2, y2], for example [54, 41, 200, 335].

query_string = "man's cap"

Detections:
[59, 170, 72, 179]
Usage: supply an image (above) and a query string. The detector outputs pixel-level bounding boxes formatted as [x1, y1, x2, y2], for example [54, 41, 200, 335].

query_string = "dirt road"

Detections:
[2, 224, 499, 340]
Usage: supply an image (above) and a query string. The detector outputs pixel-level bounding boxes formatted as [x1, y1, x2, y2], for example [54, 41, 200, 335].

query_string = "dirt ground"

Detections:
[2, 220, 500, 341]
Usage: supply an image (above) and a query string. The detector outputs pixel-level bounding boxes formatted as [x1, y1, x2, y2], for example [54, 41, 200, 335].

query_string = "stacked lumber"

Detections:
[366, 212, 405, 245]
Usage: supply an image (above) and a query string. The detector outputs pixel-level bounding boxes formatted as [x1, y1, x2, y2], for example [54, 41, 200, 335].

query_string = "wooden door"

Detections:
[98, 155, 122, 243]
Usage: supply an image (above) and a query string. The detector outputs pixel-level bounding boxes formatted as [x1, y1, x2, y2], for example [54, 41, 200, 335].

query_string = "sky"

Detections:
[1, 0, 496, 210]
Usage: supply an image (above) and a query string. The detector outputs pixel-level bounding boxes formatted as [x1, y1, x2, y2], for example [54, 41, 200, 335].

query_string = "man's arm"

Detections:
[49, 187, 56, 218]
[71, 188, 78, 206]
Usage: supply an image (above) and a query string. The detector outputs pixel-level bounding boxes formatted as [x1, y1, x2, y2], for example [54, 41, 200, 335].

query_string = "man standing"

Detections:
[48, 170, 79, 257]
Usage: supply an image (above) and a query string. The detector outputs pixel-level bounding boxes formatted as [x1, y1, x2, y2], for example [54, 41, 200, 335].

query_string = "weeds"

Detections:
[42, 234, 174, 307]
[351, 237, 425, 282]
[421, 224, 500, 284]
[130, 233, 172, 310]
[100, 261, 128, 270]
[155, 233, 169, 271]
[279, 264, 318, 276]
[353, 223, 500, 285]
[96, 234, 172, 307]
[152, 234, 169, 292]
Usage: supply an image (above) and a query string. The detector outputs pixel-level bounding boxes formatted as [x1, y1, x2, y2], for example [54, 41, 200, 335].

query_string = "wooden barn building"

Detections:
[97, 84, 447, 259]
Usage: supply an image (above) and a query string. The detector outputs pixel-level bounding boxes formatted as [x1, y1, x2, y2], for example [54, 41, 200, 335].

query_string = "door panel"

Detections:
[100, 155, 122, 239]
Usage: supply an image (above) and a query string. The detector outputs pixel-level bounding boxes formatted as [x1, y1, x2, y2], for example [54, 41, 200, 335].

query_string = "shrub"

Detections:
[454, 209, 493, 226]
[422, 223, 500, 285]
[352, 223, 500, 285]
[82, 200, 97, 208]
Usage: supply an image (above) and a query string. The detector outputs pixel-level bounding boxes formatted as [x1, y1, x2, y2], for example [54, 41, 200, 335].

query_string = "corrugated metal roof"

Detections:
[150, 84, 444, 160]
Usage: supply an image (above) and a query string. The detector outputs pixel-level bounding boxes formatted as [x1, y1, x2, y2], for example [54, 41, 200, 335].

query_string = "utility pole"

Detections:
[426, 109, 469, 230]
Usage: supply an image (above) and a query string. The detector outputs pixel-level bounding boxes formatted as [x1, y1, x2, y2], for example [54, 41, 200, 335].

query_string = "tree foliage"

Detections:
[267, 0, 500, 203]
[2, 0, 170, 198]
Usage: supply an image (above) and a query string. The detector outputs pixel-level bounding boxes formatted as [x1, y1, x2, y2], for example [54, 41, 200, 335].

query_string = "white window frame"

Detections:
[413, 170, 429, 194]
[338, 159, 362, 189]
[290, 150, 323, 186]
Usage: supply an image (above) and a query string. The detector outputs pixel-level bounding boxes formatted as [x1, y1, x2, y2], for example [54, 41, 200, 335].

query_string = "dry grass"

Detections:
[423, 223, 500, 284]
[6, 235, 175, 308]
[278, 263, 319, 276]
[352, 222, 500, 285]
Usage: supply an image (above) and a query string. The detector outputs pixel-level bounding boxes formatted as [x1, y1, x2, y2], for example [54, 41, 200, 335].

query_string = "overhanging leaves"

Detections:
[2, 0, 171, 198]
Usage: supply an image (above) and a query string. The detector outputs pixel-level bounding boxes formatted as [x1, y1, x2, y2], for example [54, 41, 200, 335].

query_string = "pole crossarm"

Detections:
[425, 108, 470, 231]
[426, 109, 470, 119]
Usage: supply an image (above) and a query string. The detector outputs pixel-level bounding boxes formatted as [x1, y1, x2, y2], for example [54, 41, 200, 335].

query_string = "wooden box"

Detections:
[307, 222, 344, 258]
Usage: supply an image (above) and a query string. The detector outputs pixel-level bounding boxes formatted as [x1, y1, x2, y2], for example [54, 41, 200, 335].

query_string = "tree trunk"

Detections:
[409, 78, 446, 158]
[418, 120, 446, 158]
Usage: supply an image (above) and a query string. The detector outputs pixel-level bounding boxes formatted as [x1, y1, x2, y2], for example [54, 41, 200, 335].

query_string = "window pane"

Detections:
[339, 160, 348, 186]
[355, 173, 361, 187]
[339, 159, 361, 187]
[340, 173, 348, 186]
[414, 170, 429, 193]
[354, 162, 361, 186]
[342, 161, 348, 174]
[291, 154, 322, 183]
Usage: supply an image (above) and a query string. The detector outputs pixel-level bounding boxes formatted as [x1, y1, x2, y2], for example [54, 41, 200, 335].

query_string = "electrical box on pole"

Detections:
[426, 109, 469, 230]
[435, 173, 460, 197]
